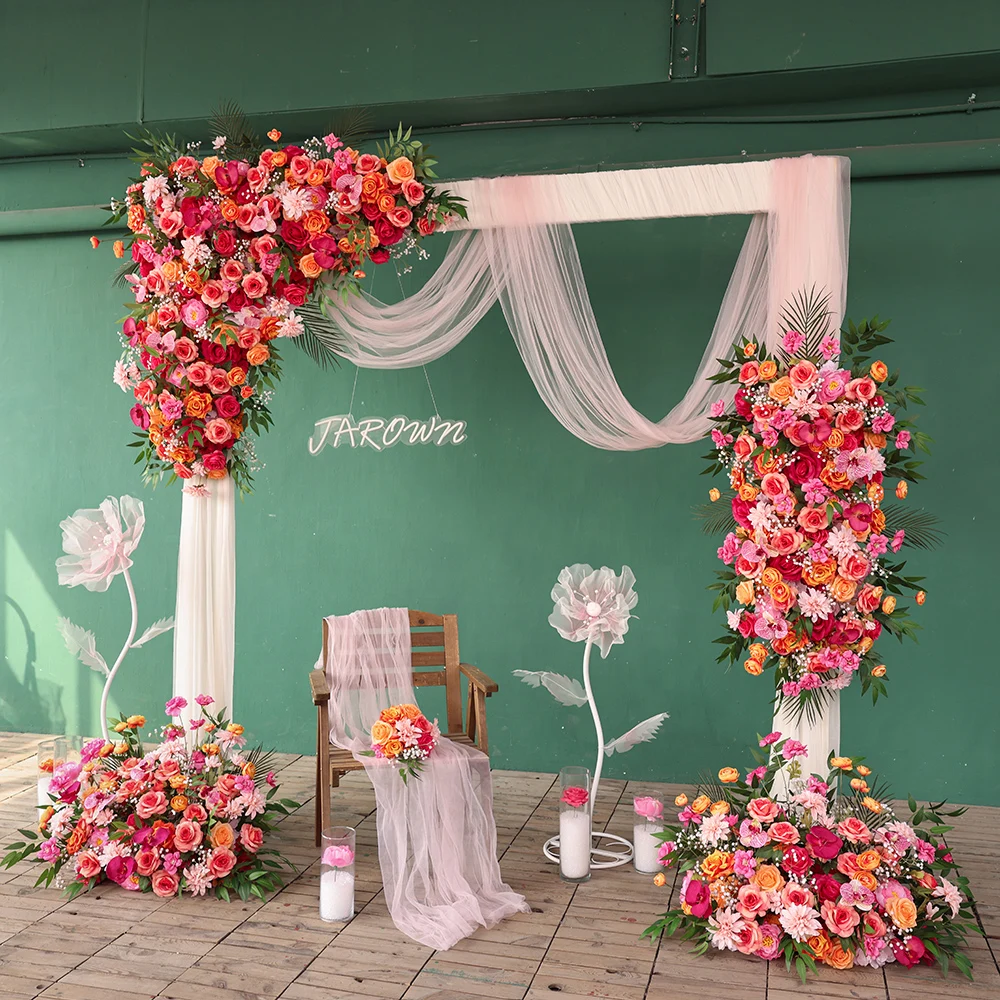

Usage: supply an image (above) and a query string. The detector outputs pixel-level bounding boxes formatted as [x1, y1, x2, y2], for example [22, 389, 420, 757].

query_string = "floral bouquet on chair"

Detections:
[642, 733, 978, 982]
[364, 704, 439, 783]
[3, 695, 299, 901]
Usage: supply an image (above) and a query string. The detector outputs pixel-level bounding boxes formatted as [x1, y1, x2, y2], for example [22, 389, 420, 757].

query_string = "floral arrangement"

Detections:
[365, 704, 439, 782]
[3, 696, 300, 901]
[104, 112, 464, 493]
[702, 300, 934, 716]
[643, 733, 977, 981]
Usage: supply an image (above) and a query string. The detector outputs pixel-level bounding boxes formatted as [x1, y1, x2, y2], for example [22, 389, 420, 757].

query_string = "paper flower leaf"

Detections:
[603, 712, 669, 757]
[131, 616, 175, 648]
[512, 670, 588, 707]
[57, 617, 108, 676]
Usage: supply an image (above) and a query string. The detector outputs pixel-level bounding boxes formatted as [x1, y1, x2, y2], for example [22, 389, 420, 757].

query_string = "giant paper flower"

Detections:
[548, 564, 638, 658]
[56, 496, 145, 592]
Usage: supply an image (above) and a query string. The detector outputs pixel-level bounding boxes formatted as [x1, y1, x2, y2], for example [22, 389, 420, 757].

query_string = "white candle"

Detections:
[320, 869, 354, 921]
[37, 778, 50, 809]
[633, 822, 664, 873]
[559, 809, 592, 880]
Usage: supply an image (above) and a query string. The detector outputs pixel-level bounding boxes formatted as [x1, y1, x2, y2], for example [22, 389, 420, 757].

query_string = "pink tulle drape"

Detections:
[316, 607, 529, 949]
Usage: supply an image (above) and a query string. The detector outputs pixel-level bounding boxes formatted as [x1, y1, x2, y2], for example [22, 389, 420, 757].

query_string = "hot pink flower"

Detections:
[165, 696, 187, 717]
[561, 786, 589, 808]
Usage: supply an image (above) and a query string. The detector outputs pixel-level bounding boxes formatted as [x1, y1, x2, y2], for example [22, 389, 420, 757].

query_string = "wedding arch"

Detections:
[176, 153, 850, 774]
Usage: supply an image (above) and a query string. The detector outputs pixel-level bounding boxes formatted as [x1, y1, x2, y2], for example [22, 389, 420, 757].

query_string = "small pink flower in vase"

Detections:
[322, 845, 355, 868]
[633, 796, 663, 821]
[561, 786, 589, 809]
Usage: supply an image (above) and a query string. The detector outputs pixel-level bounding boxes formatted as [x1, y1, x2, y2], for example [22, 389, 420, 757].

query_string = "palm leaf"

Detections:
[777, 286, 833, 358]
[325, 106, 374, 148]
[112, 260, 139, 288]
[297, 300, 346, 362]
[778, 684, 833, 729]
[291, 320, 339, 370]
[880, 503, 943, 550]
[244, 744, 280, 777]
[207, 101, 262, 162]
[693, 493, 737, 535]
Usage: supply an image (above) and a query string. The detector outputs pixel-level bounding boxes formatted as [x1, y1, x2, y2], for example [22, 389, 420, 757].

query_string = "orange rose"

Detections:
[219, 198, 239, 222]
[760, 567, 781, 589]
[386, 156, 415, 185]
[803, 559, 836, 587]
[744, 658, 763, 676]
[737, 484, 759, 502]
[821, 465, 853, 492]
[735, 580, 755, 605]
[360, 173, 386, 203]
[246, 344, 270, 366]
[747, 643, 767, 661]
[830, 576, 857, 603]
[170, 795, 189, 812]
[127, 203, 146, 232]
[169, 774, 187, 790]
[881, 596, 897, 614]
[377, 193, 397, 214]
[400, 704, 421, 719]
[258, 316, 281, 341]
[854, 870, 878, 891]
[674, 793, 688, 807]
[271, 150, 287, 167]
[209, 822, 236, 850]
[708, 487, 721, 502]
[753, 864, 785, 893]
[769, 581, 795, 611]
[700, 850, 734, 881]
[869, 360, 888, 382]
[718, 767, 739, 784]
[742, 342, 757, 358]
[857, 637, 874, 654]
[184, 391, 213, 419]
[709, 800, 729, 816]
[825, 427, 845, 450]
[183, 270, 206, 294]
[66, 820, 90, 856]
[383, 739, 404, 758]
[863, 431, 887, 450]
[825, 944, 855, 970]
[758, 360, 778, 380]
[896, 479, 908, 499]
[227, 367, 246, 387]
[885, 896, 917, 930]
[856, 765, 871, 776]
[241, 762, 256, 779]
[691, 795, 711, 814]
[829, 756, 853, 770]
[868, 481, 885, 504]
[807, 932, 832, 962]
[768, 377, 794, 405]
[381, 707, 403, 723]
[870, 509, 886, 534]
[915, 590, 926, 605]
[298, 253, 323, 279]
[161, 260, 184, 282]
[303, 210, 330, 235]
[370, 720, 393, 744]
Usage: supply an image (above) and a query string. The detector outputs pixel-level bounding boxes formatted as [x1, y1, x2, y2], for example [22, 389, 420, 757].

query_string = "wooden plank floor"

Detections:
[0, 730, 997, 1000]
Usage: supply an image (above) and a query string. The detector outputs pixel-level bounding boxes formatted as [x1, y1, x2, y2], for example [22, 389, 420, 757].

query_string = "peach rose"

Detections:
[209, 822, 236, 850]
[847, 377, 877, 403]
[797, 506, 829, 533]
[744, 658, 763, 676]
[752, 864, 785, 893]
[735, 580, 755, 605]
[173, 819, 203, 853]
[760, 472, 790, 500]
[207, 846, 237, 880]
[205, 418, 233, 446]
[75, 850, 101, 880]
[806, 932, 832, 963]
[836, 817, 871, 844]
[768, 821, 800, 845]
[825, 944, 855, 970]
[781, 884, 815, 909]
[383, 738, 404, 758]
[769, 527, 803, 557]
[736, 884, 770, 920]
[241, 272, 268, 299]
[136, 790, 167, 820]
[709, 800, 729, 816]
[691, 795, 711, 814]
[240, 824, 264, 854]
[869, 360, 888, 382]
[788, 360, 818, 390]
[733, 434, 756, 461]
[737, 483, 759, 502]
[371, 720, 393, 744]
[768, 376, 794, 405]
[135, 846, 160, 876]
[838, 553, 870, 582]
[747, 798, 780, 824]
[386, 157, 415, 185]
[738, 361, 760, 385]
[761, 567, 781, 589]
[856, 849, 881, 871]
[885, 896, 917, 930]
[822, 900, 861, 937]
[758, 359, 778, 380]
[830, 576, 857, 602]
[246, 344, 271, 366]
[299, 253, 323, 279]
[151, 870, 180, 898]
[769, 581, 796, 611]
[881, 595, 897, 614]
[718, 767, 739, 783]
[856, 584, 883, 614]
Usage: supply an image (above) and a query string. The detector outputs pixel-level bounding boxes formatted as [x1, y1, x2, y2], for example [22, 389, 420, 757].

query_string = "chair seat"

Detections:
[328, 732, 474, 773]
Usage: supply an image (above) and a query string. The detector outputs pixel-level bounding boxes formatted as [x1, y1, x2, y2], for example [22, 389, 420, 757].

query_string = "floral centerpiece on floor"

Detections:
[3, 695, 300, 901]
[106, 111, 464, 493]
[702, 298, 934, 718]
[364, 704, 439, 782]
[642, 733, 978, 981]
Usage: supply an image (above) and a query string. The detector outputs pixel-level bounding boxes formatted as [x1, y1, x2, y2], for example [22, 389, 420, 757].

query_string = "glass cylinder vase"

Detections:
[320, 826, 356, 922]
[632, 788, 665, 873]
[558, 766, 591, 883]
[36, 738, 67, 809]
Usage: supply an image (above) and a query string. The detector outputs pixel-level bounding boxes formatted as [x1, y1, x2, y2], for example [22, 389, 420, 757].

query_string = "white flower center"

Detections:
[585, 601, 602, 617]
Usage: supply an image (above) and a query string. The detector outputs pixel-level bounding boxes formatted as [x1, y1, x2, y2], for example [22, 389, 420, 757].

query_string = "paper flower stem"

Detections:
[99, 567, 138, 742]
[581, 637, 604, 816]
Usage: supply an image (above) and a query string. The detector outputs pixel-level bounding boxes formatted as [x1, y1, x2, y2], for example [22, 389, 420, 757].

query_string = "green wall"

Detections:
[1, 3, 999, 805]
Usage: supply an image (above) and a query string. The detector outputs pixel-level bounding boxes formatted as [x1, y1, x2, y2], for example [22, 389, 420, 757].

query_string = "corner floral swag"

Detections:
[105, 117, 465, 493]
[3, 696, 300, 901]
[642, 733, 978, 982]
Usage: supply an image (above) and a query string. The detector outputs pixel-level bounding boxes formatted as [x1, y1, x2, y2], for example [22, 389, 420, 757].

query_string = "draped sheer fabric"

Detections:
[316, 608, 530, 950]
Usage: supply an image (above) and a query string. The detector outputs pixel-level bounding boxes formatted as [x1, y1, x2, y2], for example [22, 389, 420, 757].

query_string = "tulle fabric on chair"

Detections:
[316, 607, 530, 950]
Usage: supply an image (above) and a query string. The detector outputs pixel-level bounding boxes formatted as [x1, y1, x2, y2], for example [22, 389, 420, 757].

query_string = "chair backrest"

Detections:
[321, 610, 463, 736]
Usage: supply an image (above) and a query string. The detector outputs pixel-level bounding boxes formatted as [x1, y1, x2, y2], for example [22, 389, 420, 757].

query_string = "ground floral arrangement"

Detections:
[702, 297, 936, 718]
[102, 109, 464, 493]
[643, 733, 978, 981]
[364, 704, 439, 782]
[3, 696, 300, 901]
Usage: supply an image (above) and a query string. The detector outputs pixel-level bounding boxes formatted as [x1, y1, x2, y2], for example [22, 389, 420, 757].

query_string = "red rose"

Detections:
[215, 394, 241, 419]
[813, 873, 844, 902]
[840, 432, 860, 453]
[280, 283, 308, 306]
[731, 497, 752, 530]
[780, 845, 813, 877]
[202, 450, 227, 473]
[213, 229, 236, 256]
[201, 341, 227, 364]
[893, 936, 927, 968]
[736, 613, 757, 639]
[362, 203, 381, 221]
[370, 247, 390, 264]
[769, 555, 802, 583]
[805, 824, 843, 861]
[373, 218, 404, 246]
[280, 219, 310, 250]
[733, 387, 752, 419]
[810, 616, 835, 642]
[684, 879, 712, 919]
[785, 449, 823, 485]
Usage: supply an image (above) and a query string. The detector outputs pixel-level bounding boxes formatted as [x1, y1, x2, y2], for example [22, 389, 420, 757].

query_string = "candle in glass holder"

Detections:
[36, 738, 66, 809]
[319, 826, 356, 922]
[558, 767, 591, 882]
[632, 791, 665, 874]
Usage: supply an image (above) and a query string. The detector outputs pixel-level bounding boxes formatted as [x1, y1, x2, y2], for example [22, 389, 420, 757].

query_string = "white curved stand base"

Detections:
[543, 832, 634, 870]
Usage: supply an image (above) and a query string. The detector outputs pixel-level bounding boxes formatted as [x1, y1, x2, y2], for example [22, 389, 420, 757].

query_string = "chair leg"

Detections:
[466, 685, 477, 743]
[475, 688, 489, 755]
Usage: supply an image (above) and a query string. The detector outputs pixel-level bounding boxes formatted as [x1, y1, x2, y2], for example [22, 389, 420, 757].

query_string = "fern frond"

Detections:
[208, 101, 262, 162]
[297, 300, 346, 360]
[326, 106, 374, 148]
[291, 323, 339, 370]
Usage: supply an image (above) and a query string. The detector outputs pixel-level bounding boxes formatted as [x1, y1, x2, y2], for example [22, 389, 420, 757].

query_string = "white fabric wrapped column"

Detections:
[172, 475, 235, 721]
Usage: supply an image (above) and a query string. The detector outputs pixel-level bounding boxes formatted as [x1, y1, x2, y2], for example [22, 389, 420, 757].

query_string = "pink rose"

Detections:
[185, 360, 212, 386]
[788, 359, 818, 390]
[781, 883, 816, 909]
[736, 884, 769, 920]
[836, 407, 865, 432]
[760, 472, 790, 500]
[173, 819, 203, 853]
[838, 552, 870, 582]
[202, 450, 227, 473]
[237, 327, 262, 350]
[561, 786, 589, 808]
[846, 377, 877, 403]
[797, 506, 829, 534]
[386, 206, 413, 229]
[241, 272, 268, 299]
[204, 418, 234, 446]
[158, 211, 184, 238]
[747, 798, 781, 824]
[401, 179, 425, 206]
[151, 870, 179, 898]
[836, 817, 872, 844]
[75, 851, 102, 880]
[220, 259, 244, 284]
[157, 304, 180, 328]
[738, 361, 760, 385]
[416, 216, 436, 236]
[769, 527, 803, 556]
[173, 337, 198, 363]
[135, 846, 161, 876]
[768, 821, 800, 845]
[208, 369, 231, 395]
[733, 433, 756, 461]
[200, 280, 229, 309]
[633, 796, 663, 821]
[136, 790, 168, 820]
[733, 921, 763, 956]
[239, 824, 265, 854]
[183, 803, 208, 823]
[215, 394, 241, 419]
[207, 846, 237, 879]
[856, 584, 882, 615]
[821, 900, 860, 937]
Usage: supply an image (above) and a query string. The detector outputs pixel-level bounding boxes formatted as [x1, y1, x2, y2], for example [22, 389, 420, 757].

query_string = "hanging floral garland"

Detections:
[699, 292, 938, 719]
[102, 111, 464, 493]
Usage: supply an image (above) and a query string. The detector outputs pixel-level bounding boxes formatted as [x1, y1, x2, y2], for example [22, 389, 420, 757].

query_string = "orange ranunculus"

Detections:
[735, 580, 755, 605]
[246, 344, 270, 366]
[170, 795, 189, 812]
[753, 864, 785, 893]
[691, 795, 711, 814]
[863, 431, 887, 450]
[299, 253, 323, 279]
[370, 720, 393, 744]
[758, 359, 778, 380]
[718, 768, 739, 784]
[709, 800, 729, 816]
[825, 944, 855, 970]
[737, 484, 759, 502]
[113, 239, 125, 259]
[700, 850, 734, 881]
[744, 658, 763, 676]
[869, 360, 888, 382]
[66, 821, 90, 855]
[829, 756, 853, 770]
[826, 427, 845, 450]
[183, 270, 206, 294]
[768, 376, 794, 405]
[127, 204, 146, 232]
[653, 872, 667, 887]
[850, 778, 869, 793]
[881, 595, 897, 615]
[748, 643, 767, 661]
[674, 793, 688, 807]
[209, 822, 236, 849]
[857, 637, 874, 655]
[760, 567, 781, 589]
[885, 896, 918, 930]
[184, 391, 213, 419]
[303, 210, 330, 235]
[803, 559, 837, 587]
[853, 870, 878, 891]
[896, 479, 908, 499]
[821, 465, 853, 492]
[241, 762, 256, 778]
[383, 739, 404, 758]
[915, 590, 926, 605]
[856, 765, 872, 776]
[742, 342, 757, 358]
[830, 576, 858, 603]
